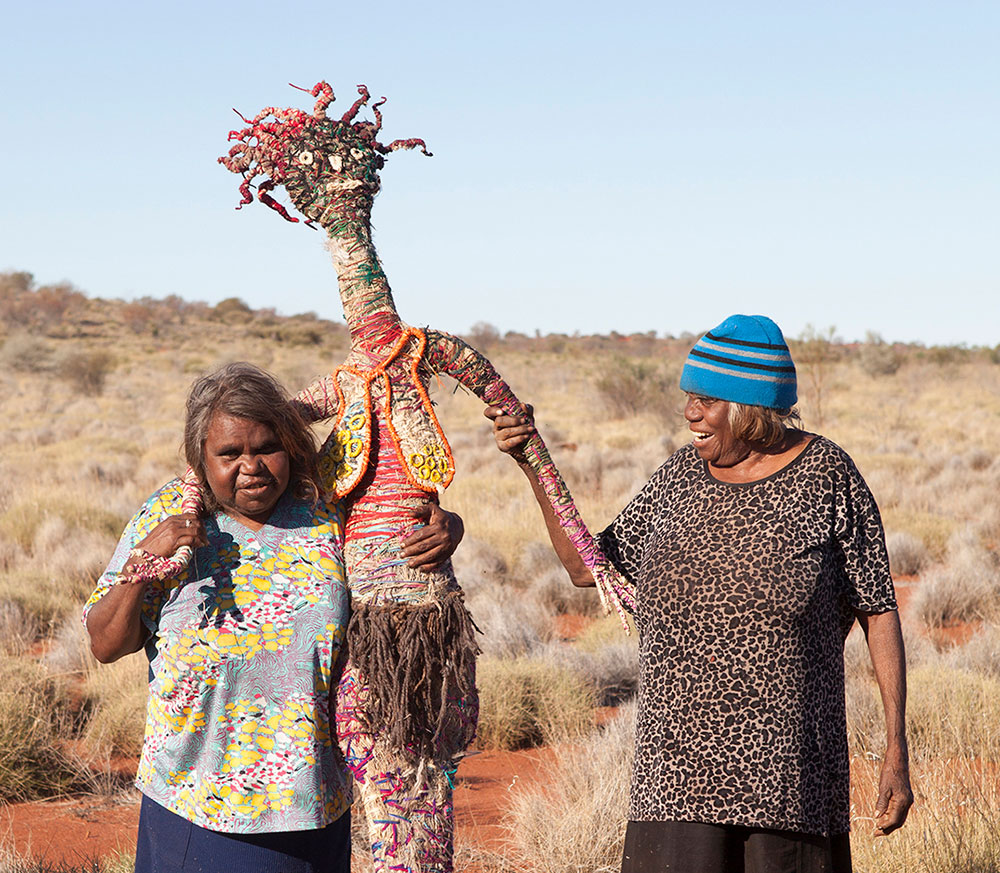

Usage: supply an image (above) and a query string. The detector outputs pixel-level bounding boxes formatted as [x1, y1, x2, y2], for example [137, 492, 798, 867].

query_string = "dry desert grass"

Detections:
[2, 272, 1000, 871]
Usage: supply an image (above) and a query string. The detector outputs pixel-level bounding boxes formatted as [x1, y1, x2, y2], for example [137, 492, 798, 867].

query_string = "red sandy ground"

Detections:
[3, 574, 971, 869]
[0, 747, 554, 869]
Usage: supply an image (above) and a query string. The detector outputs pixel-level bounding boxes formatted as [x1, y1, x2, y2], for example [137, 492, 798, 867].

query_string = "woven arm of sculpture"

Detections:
[292, 374, 341, 423]
[423, 330, 636, 626]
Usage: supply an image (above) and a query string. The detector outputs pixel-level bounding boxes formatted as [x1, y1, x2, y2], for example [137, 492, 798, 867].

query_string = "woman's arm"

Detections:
[855, 608, 913, 835]
[86, 575, 151, 663]
[484, 406, 594, 587]
[86, 513, 206, 663]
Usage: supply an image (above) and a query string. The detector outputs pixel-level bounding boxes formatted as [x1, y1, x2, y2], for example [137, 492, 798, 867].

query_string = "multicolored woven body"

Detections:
[201, 82, 637, 872]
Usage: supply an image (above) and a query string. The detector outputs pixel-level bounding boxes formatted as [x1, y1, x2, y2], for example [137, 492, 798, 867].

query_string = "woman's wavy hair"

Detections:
[727, 401, 802, 448]
[184, 362, 319, 511]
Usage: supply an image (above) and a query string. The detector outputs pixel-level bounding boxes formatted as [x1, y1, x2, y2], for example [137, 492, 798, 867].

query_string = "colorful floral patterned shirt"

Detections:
[84, 480, 352, 834]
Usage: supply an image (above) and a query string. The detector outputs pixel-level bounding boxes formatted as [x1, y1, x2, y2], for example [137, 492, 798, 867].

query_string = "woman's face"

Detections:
[684, 394, 751, 468]
[202, 412, 290, 528]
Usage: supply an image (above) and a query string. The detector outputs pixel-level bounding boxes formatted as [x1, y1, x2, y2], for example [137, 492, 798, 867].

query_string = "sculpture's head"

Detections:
[219, 82, 430, 233]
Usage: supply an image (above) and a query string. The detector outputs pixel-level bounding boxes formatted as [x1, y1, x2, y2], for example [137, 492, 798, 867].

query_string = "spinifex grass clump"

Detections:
[501, 703, 635, 873]
[912, 530, 1000, 627]
[82, 655, 149, 759]
[475, 656, 596, 750]
[0, 657, 82, 801]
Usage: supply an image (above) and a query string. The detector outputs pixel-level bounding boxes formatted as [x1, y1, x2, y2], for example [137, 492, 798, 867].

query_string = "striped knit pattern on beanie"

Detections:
[679, 314, 797, 409]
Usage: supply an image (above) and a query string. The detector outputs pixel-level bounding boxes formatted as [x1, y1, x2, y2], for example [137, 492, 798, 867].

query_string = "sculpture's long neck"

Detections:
[328, 225, 403, 352]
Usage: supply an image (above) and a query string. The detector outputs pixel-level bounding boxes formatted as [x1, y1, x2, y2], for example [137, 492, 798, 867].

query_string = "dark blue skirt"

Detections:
[134, 794, 350, 873]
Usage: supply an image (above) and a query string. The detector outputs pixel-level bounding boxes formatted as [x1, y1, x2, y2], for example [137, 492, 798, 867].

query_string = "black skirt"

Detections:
[622, 820, 852, 873]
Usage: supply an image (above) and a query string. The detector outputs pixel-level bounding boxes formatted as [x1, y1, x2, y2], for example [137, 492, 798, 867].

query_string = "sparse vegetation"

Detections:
[0, 657, 82, 801]
[57, 349, 115, 395]
[886, 530, 929, 576]
[859, 330, 903, 377]
[595, 356, 678, 420]
[81, 654, 149, 759]
[3, 270, 1000, 871]
[476, 656, 596, 750]
[792, 324, 839, 427]
[0, 849, 134, 873]
[912, 530, 1000, 627]
[501, 703, 635, 873]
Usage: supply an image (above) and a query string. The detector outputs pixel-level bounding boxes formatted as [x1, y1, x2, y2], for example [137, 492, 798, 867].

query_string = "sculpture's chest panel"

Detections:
[316, 328, 455, 499]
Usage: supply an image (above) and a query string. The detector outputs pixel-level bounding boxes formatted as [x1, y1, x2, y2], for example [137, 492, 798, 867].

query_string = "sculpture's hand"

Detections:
[590, 557, 637, 628]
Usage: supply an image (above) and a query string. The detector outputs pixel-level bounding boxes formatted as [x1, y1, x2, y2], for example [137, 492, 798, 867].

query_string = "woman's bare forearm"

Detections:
[857, 607, 913, 834]
[859, 609, 908, 749]
[86, 580, 149, 663]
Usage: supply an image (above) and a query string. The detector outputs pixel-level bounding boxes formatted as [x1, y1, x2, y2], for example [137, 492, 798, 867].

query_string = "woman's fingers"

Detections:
[402, 505, 464, 569]
[873, 765, 913, 835]
[483, 405, 536, 454]
[134, 513, 207, 557]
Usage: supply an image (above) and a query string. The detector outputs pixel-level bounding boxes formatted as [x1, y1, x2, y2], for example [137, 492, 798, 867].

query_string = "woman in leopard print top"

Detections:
[486, 315, 911, 873]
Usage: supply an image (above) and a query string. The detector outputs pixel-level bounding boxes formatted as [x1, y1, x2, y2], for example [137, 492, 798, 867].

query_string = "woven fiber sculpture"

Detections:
[143, 82, 634, 873]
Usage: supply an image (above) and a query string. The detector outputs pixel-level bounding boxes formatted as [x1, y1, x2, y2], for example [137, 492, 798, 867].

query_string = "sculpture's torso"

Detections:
[312, 327, 459, 605]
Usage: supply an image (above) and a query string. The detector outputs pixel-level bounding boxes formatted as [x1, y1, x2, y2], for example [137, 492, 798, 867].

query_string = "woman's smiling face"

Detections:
[684, 394, 752, 468]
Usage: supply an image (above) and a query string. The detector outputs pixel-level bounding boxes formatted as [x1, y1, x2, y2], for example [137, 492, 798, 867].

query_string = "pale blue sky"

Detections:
[2, 1, 997, 345]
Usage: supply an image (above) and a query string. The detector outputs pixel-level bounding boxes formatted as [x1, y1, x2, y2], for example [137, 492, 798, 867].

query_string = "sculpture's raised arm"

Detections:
[423, 328, 636, 622]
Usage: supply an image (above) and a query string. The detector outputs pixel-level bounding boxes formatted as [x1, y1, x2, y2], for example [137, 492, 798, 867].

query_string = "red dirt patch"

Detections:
[1, 795, 140, 867]
[2, 748, 552, 868]
[453, 746, 555, 853]
[891, 574, 918, 614]
[553, 613, 592, 641]
[928, 620, 982, 648]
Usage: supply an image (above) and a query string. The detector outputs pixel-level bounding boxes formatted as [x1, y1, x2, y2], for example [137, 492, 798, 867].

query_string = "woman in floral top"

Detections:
[85, 363, 463, 873]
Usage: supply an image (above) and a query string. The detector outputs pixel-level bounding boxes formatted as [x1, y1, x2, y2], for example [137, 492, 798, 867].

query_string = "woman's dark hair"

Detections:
[184, 362, 319, 511]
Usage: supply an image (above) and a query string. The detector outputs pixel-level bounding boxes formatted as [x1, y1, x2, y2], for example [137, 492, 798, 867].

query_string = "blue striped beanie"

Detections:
[679, 314, 797, 409]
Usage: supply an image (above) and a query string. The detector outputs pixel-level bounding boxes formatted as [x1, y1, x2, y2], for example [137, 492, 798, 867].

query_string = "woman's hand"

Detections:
[483, 404, 535, 458]
[874, 747, 912, 836]
[402, 504, 465, 570]
[88, 513, 206, 663]
[127, 513, 208, 564]
[857, 608, 913, 835]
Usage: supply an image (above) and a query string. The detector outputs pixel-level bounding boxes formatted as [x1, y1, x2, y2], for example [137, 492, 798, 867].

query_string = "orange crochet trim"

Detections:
[329, 327, 455, 497]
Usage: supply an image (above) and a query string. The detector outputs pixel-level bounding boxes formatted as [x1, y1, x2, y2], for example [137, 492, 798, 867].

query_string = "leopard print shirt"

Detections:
[599, 436, 895, 836]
